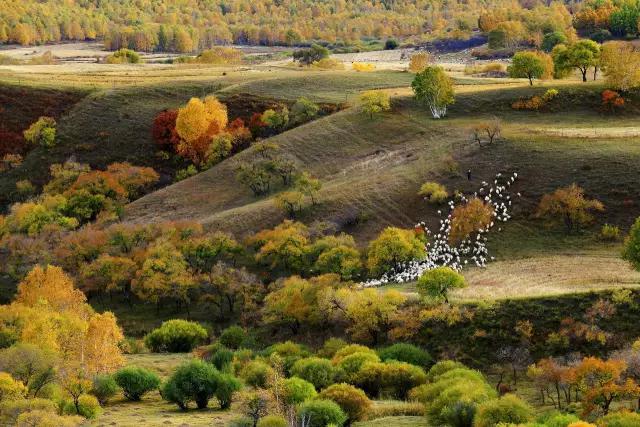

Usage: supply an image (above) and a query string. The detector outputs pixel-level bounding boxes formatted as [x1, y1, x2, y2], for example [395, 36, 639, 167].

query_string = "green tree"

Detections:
[554, 40, 600, 82]
[623, 217, 640, 271]
[113, 367, 160, 401]
[411, 66, 455, 118]
[416, 266, 467, 304]
[292, 44, 329, 65]
[508, 51, 547, 85]
[542, 31, 568, 52]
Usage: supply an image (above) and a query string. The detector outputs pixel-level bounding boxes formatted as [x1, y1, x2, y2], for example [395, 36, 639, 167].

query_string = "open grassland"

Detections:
[389, 251, 640, 301]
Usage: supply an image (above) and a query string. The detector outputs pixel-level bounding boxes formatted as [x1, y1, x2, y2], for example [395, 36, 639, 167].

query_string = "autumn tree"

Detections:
[249, 220, 309, 274]
[449, 197, 494, 244]
[263, 275, 340, 334]
[132, 241, 196, 312]
[412, 66, 455, 119]
[416, 266, 466, 304]
[360, 90, 391, 119]
[152, 110, 180, 149]
[600, 41, 640, 91]
[573, 357, 640, 416]
[294, 172, 322, 205]
[527, 358, 574, 409]
[16, 265, 87, 317]
[332, 288, 407, 344]
[536, 184, 604, 233]
[471, 117, 501, 146]
[508, 51, 550, 85]
[366, 227, 426, 276]
[292, 44, 329, 65]
[408, 52, 430, 73]
[198, 264, 263, 323]
[175, 96, 229, 166]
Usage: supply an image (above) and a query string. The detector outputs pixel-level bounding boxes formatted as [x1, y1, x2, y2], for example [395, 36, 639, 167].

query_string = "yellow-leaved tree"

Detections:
[175, 96, 229, 165]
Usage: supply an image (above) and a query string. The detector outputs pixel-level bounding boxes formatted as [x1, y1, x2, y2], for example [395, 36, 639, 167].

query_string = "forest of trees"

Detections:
[0, 0, 621, 52]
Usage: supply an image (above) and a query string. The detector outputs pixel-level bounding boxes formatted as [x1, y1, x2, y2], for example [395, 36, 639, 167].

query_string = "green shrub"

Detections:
[337, 352, 380, 382]
[113, 366, 160, 401]
[280, 376, 317, 405]
[215, 373, 242, 409]
[597, 411, 640, 427]
[600, 224, 620, 241]
[445, 400, 476, 427]
[474, 394, 534, 427]
[175, 165, 198, 182]
[377, 343, 432, 368]
[144, 319, 208, 353]
[210, 346, 234, 371]
[418, 182, 448, 204]
[23, 117, 56, 148]
[162, 360, 220, 410]
[290, 357, 337, 390]
[427, 380, 496, 426]
[241, 360, 274, 389]
[426, 360, 467, 381]
[355, 361, 427, 399]
[219, 326, 248, 350]
[318, 338, 348, 358]
[318, 383, 372, 423]
[91, 374, 119, 405]
[76, 394, 102, 419]
[257, 415, 287, 427]
[297, 399, 347, 427]
[106, 48, 140, 64]
[541, 412, 581, 427]
[331, 345, 376, 363]
[290, 97, 320, 125]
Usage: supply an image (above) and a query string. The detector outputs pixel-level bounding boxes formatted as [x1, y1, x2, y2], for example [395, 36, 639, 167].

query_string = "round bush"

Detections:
[426, 360, 467, 381]
[144, 319, 208, 352]
[598, 411, 640, 427]
[427, 380, 496, 426]
[257, 415, 287, 427]
[280, 376, 317, 405]
[162, 360, 219, 410]
[336, 352, 380, 381]
[331, 344, 376, 364]
[378, 343, 432, 368]
[297, 399, 347, 427]
[241, 360, 274, 389]
[355, 361, 427, 399]
[113, 366, 160, 401]
[474, 394, 534, 427]
[77, 394, 102, 419]
[16, 410, 82, 427]
[318, 383, 372, 423]
[219, 326, 247, 350]
[215, 373, 242, 409]
[91, 374, 119, 405]
[290, 357, 336, 390]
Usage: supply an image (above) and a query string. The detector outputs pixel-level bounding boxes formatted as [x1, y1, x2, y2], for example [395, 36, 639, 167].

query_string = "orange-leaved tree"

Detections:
[536, 184, 604, 234]
[449, 197, 494, 244]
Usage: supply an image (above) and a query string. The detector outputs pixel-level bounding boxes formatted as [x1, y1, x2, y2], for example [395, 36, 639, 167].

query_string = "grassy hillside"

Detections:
[126, 81, 640, 248]
[0, 70, 413, 210]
